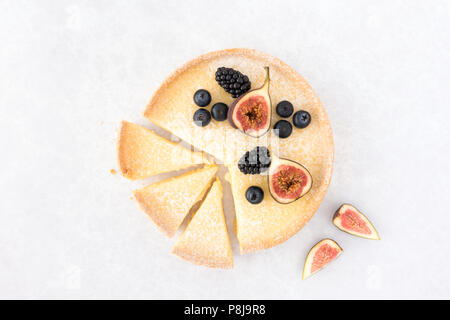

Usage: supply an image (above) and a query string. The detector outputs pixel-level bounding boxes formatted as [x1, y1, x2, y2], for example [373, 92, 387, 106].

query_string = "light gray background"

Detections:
[1, 0, 449, 299]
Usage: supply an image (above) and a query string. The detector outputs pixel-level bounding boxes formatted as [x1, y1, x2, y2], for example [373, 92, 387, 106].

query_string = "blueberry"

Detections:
[211, 102, 229, 121]
[276, 101, 294, 118]
[245, 186, 264, 204]
[193, 89, 211, 107]
[193, 109, 211, 127]
[293, 110, 311, 128]
[273, 120, 292, 138]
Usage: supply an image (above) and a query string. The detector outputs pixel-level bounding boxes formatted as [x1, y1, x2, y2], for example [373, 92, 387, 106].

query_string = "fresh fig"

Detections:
[333, 204, 380, 240]
[302, 239, 343, 280]
[268, 156, 312, 204]
[228, 67, 271, 138]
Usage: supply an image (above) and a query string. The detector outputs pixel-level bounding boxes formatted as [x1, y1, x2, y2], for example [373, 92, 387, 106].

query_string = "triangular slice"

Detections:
[172, 178, 233, 268]
[118, 121, 208, 180]
[134, 165, 218, 237]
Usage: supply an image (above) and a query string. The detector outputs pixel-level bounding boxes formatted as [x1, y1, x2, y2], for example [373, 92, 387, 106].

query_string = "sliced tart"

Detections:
[144, 49, 334, 253]
[134, 165, 218, 237]
[172, 178, 233, 269]
[118, 120, 207, 180]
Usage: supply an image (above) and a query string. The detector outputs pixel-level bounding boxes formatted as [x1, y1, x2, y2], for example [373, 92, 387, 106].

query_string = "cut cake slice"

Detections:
[172, 178, 233, 268]
[118, 120, 207, 180]
[134, 165, 218, 237]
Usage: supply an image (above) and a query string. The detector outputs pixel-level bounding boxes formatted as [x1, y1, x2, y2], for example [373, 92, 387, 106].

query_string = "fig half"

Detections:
[302, 239, 343, 280]
[333, 204, 380, 240]
[268, 156, 312, 204]
[228, 67, 271, 138]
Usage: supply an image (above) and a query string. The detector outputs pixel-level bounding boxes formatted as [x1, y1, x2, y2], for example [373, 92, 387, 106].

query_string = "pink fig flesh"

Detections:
[228, 67, 271, 137]
[333, 204, 380, 240]
[268, 157, 312, 204]
[302, 239, 342, 279]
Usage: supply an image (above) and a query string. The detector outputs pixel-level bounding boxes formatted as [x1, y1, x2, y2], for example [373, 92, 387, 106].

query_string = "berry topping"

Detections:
[276, 101, 294, 118]
[215, 67, 251, 98]
[193, 109, 211, 127]
[238, 146, 271, 175]
[293, 110, 311, 129]
[193, 89, 211, 107]
[273, 120, 292, 138]
[245, 186, 264, 204]
[211, 102, 229, 121]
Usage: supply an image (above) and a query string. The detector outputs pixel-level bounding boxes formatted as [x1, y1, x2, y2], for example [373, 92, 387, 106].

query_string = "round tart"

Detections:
[144, 49, 334, 254]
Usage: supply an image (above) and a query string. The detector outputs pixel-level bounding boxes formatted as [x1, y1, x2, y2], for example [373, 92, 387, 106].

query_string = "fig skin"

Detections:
[228, 67, 272, 138]
[333, 204, 380, 240]
[302, 238, 343, 280]
[268, 156, 313, 204]
[227, 96, 240, 129]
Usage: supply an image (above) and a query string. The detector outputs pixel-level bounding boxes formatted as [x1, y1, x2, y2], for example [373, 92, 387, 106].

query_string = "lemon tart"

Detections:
[172, 178, 233, 268]
[133, 165, 218, 237]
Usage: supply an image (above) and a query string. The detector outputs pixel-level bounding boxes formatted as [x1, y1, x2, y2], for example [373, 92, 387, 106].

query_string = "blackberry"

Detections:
[215, 67, 251, 98]
[237, 146, 271, 175]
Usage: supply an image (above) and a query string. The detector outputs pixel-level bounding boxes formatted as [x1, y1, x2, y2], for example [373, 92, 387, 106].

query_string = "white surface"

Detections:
[1, 0, 449, 299]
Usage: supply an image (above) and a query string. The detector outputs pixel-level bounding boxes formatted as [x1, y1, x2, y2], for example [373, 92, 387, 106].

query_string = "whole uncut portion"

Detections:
[215, 67, 251, 98]
[238, 146, 271, 175]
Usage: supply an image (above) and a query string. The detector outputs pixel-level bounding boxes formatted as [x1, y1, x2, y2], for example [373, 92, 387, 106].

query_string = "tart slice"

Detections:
[134, 165, 218, 237]
[118, 121, 207, 180]
[172, 178, 233, 269]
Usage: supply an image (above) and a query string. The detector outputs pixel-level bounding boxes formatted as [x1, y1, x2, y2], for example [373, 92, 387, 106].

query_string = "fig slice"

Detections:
[333, 204, 380, 240]
[302, 239, 343, 280]
[228, 66, 271, 137]
[268, 156, 312, 204]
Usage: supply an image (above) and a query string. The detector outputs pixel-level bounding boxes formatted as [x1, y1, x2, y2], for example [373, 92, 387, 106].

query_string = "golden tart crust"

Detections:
[144, 48, 334, 253]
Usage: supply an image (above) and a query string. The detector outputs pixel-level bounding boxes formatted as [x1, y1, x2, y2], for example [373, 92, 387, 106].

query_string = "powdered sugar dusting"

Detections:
[134, 165, 218, 237]
[144, 49, 333, 253]
[173, 178, 233, 268]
